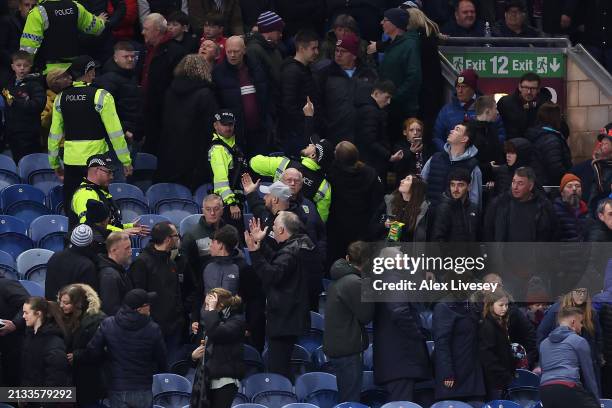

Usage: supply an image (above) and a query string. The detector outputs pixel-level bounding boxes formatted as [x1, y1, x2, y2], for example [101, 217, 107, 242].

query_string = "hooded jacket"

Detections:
[251, 234, 315, 337]
[421, 143, 483, 209]
[431, 192, 480, 242]
[468, 119, 505, 182]
[202, 249, 245, 296]
[323, 259, 374, 358]
[65, 284, 107, 403]
[491, 137, 534, 196]
[86, 305, 167, 391]
[526, 125, 572, 186]
[540, 325, 600, 397]
[497, 88, 552, 140]
[355, 91, 391, 178]
[98, 254, 133, 316]
[21, 322, 70, 387]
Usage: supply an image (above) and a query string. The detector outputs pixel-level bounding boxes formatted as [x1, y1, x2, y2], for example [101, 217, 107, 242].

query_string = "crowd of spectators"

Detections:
[1, 0, 612, 407]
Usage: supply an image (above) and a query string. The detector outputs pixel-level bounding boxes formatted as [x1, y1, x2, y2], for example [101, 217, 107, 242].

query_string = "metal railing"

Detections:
[568, 44, 612, 97]
[442, 36, 572, 48]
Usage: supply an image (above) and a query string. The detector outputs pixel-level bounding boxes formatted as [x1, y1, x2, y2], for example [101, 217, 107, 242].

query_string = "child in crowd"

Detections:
[479, 288, 516, 400]
[200, 13, 226, 64]
[167, 11, 200, 54]
[394, 117, 432, 181]
[1, 51, 45, 163]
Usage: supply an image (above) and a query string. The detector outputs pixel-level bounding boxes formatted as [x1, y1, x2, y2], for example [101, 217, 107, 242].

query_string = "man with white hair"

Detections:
[141, 13, 186, 154]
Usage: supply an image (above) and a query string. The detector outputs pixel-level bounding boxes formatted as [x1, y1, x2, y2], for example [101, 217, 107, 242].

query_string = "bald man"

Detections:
[212, 35, 270, 156]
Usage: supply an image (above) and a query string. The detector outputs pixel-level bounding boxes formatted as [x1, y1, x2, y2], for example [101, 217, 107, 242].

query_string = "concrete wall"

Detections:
[566, 58, 612, 163]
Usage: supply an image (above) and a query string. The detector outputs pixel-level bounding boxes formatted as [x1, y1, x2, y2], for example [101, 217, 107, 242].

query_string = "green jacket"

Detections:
[379, 30, 422, 117]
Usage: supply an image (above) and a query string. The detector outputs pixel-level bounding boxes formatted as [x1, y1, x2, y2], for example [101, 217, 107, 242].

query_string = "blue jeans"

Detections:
[108, 390, 152, 408]
[331, 353, 363, 403]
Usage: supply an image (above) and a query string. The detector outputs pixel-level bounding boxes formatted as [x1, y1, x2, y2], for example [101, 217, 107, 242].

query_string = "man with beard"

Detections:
[553, 174, 589, 242]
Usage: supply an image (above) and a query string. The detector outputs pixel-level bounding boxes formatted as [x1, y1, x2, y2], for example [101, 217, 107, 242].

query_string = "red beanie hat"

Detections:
[336, 33, 360, 57]
[455, 69, 479, 90]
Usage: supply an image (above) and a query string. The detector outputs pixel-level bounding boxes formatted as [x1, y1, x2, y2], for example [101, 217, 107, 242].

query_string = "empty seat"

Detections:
[232, 393, 249, 407]
[152, 373, 192, 406]
[19, 280, 44, 297]
[244, 373, 297, 408]
[263, 345, 312, 381]
[129, 152, 157, 192]
[131, 214, 170, 248]
[0, 154, 20, 191]
[109, 183, 150, 224]
[244, 344, 265, 377]
[0, 217, 34, 259]
[295, 372, 338, 408]
[194, 183, 212, 206]
[233, 404, 268, 408]
[379, 402, 423, 408]
[30, 214, 68, 252]
[0, 250, 18, 280]
[363, 344, 373, 371]
[46, 184, 64, 215]
[429, 401, 474, 408]
[312, 346, 334, 374]
[16, 248, 53, 285]
[179, 213, 202, 237]
[361, 371, 388, 408]
[334, 403, 370, 408]
[1, 184, 51, 227]
[507, 369, 540, 405]
[426, 341, 434, 357]
[482, 401, 523, 408]
[18, 153, 61, 194]
[298, 311, 324, 354]
[601, 400, 612, 408]
[146, 183, 199, 226]
[283, 404, 319, 408]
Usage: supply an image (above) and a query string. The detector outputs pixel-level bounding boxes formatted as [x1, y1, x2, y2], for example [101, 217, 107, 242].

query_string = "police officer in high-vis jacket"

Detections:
[48, 55, 132, 222]
[208, 110, 248, 223]
[20, 0, 106, 72]
[249, 139, 333, 222]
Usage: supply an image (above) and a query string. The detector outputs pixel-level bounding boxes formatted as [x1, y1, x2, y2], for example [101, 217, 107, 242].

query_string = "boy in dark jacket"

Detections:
[167, 11, 200, 54]
[467, 95, 504, 183]
[2, 51, 45, 163]
[323, 241, 374, 403]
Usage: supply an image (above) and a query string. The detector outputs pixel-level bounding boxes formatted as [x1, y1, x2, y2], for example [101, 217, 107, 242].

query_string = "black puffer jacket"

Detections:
[95, 58, 143, 137]
[130, 245, 186, 335]
[431, 193, 480, 242]
[250, 234, 314, 337]
[468, 119, 504, 183]
[318, 61, 378, 144]
[154, 76, 217, 189]
[279, 57, 320, 137]
[552, 197, 589, 242]
[45, 247, 99, 300]
[21, 322, 70, 387]
[86, 305, 167, 391]
[478, 315, 515, 391]
[4, 73, 46, 135]
[200, 309, 246, 379]
[98, 254, 133, 316]
[354, 92, 390, 178]
[584, 219, 612, 242]
[526, 126, 572, 186]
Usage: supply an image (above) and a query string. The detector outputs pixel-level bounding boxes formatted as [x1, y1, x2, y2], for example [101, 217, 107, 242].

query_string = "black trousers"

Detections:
[384, 378, 415, 402]
[540, 384, 600, 408]
[268, 335, 297, 380]
[63, 164, 87, 227]
[209, 383, 238, 408]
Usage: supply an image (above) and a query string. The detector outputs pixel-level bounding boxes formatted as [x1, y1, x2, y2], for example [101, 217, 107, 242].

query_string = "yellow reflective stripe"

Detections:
[214, 181, 230, 189]
[37, 5, 49, 29]
[275, 157, 290, 180]
[48, 132, 63, 141]
[316, 180, 330, 201]
[20, 46, 38, 54]
[94, 89, 108, 112]
[114, 147, 129, 156]
[48, 150, 59, 158]
[219, 189, 232, 199]
[108, 130, 124, 139]
[54, 93, 62, 112]
[63, 139, 108, 165]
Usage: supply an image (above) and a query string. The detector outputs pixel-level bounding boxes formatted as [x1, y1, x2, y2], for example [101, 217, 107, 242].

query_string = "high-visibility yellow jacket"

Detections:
[208, 132, 241, 206]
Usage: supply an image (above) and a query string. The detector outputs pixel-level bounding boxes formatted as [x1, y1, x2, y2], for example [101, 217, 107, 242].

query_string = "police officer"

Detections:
[19, 0, 106, 72]
[48, 55, 132, 220]
[249, 139, 333, 222]
[71, 153, 148, 235]
[209, 109, 247, 224]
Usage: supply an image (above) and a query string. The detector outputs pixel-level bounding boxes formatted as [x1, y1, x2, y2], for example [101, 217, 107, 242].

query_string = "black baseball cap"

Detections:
[505, 0, 526, 11]
[124, 289, 157, 310]
[68, 55, 97, 79]
[214, 109, 236, 125]
[86, 153, 117, 171]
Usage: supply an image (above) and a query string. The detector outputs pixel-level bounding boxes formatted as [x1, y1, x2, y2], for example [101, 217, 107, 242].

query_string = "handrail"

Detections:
[568, 44, 612, 97]
[442, 36, 572, 48]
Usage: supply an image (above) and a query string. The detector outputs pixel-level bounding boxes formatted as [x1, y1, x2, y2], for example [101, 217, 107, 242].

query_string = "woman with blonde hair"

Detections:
[155, 53, 218, 188]
[537, 287, 603, 395]
[190, 288, 245, 408]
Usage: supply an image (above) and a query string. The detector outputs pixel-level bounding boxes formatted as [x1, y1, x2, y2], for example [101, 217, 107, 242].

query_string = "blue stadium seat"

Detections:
[132, 247, 142, 261]
[312, 346, 334, 374]
[0, 216, 34, 258]
[334, 403, 370, 408]
[361, 371, 388, 408]
[430, 401, 474, 408]
[30, 215, 68, 252]
[109, 183, 150, 223]
[19, 280, 44, 297]
[0, 250, 18, 280]
[379, 402, 423, 408]
[0, 154, 20, 191]
[153, 391, 191, 408]
[232, 393, 249, 407]
[0, 215, 28, 235]
[131, 214, 170, 248]
[420, 310, 433, 332]
[152, 373, 192, 396]
[233, 404, 268, 408]
[194, 183, 213, 206]
[243, 248, 252, 266]
[1, 184, 51, 227]
[179, 213, 202, 237]
[244, 373, 297, 408]
[426, 341, 435, 357]
[46, 184, 64, 215]
[528, 402, 543, 408]
[146, 183, 199, 226]
[318, 293, 326, 317]
[601, 399, 612, 408]
[243, 213, 254, 233]
[16, 248, 53, 285]
[508, 370, 540, 391]
[244, 344, 265, 377]
[283, 404, 319, 408]
[298, 311, 324, 354]
[363, 344, 373, 371]
[482, 401, 522, 408]
[18, 153, 61, 194]
[130, 152, 157, 192]
[322, 279, 332, 291]
[295, 372, 338, 408]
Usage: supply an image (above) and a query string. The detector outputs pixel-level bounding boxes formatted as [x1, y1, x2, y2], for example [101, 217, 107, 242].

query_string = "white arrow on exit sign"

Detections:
[550, 58, 561, 72]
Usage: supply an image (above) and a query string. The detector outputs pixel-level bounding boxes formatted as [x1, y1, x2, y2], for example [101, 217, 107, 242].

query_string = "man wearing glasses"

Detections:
[71, 153, 149, 235]
[498, 72, 553, 140]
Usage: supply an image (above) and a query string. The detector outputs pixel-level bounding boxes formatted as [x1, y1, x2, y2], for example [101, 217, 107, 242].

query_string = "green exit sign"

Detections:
[441, 50, 566, 78]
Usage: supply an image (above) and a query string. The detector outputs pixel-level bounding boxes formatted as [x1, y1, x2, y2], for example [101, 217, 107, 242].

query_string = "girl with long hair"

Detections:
[479, 288, 516, 400]
[59, 284, 107, 406]
[369, 174, 430, 242]
[191, 288, 245, 408]
[21, 297, 70, 389]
